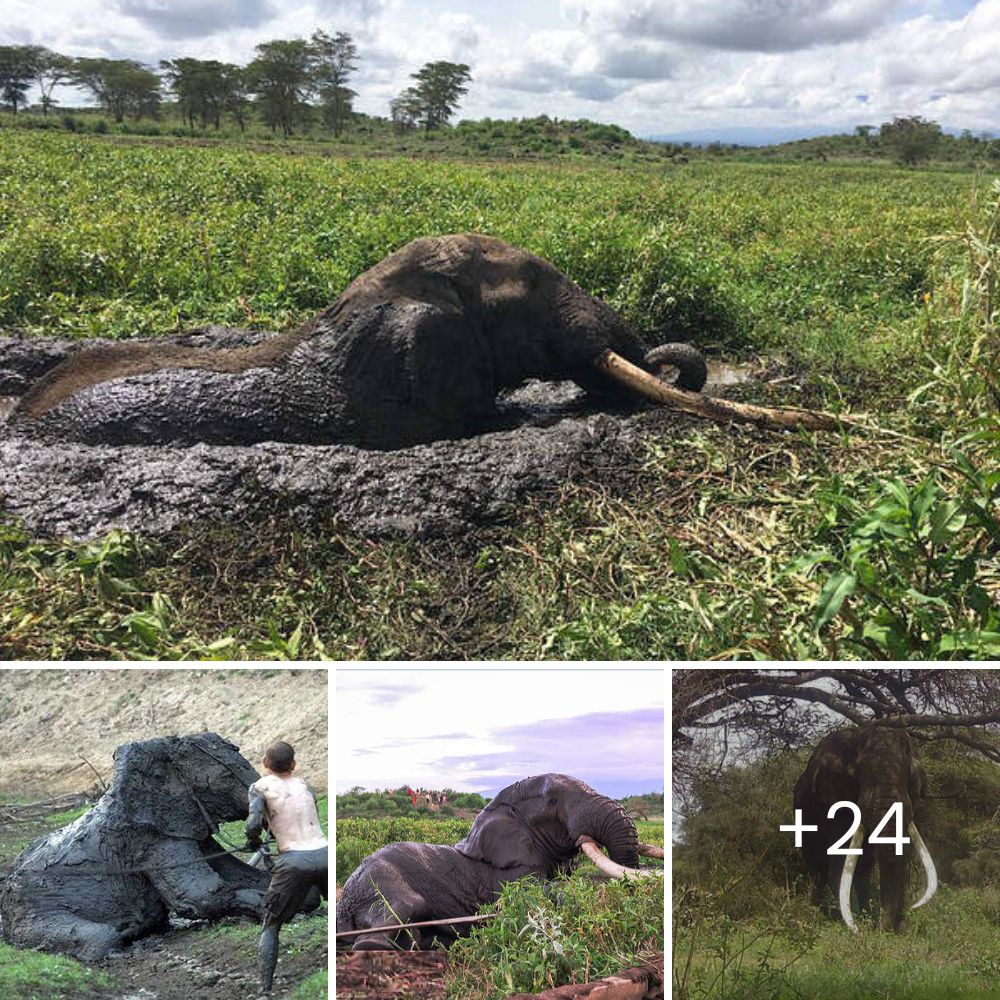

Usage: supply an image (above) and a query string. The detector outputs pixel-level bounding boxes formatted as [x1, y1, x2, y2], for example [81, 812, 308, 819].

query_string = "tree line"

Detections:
[0, 35, 471, 137]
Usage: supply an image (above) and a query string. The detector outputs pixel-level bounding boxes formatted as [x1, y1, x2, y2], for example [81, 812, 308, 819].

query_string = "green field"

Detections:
[1, 130, 998, 659]
[336, 813, 665, 998]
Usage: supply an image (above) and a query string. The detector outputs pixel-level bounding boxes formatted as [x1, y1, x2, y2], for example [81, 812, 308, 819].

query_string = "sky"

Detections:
[3, 0, 1000, 139]
[335, 668, 664, 797]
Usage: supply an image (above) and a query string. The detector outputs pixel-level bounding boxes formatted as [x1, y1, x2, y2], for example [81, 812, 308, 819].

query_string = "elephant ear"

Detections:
[909, 759, 928, 802]
[456, 805, 547, 870]
[806, 732, 858, 802]
[111, 736, 212, 840]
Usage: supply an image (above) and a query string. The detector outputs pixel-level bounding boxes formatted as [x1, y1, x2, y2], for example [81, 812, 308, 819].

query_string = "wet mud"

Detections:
[0, 332, 744, 542]
[336, 951, 448, 1000]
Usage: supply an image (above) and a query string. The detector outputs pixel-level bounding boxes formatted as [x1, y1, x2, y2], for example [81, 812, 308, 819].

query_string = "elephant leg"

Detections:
[28, 910, 127, 961]
[878, 855, 908, 931]
[351, 883, 428, 952]
[147, 840, 263, 918]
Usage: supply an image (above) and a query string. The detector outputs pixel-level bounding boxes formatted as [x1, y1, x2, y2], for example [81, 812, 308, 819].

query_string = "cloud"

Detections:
[437, 707, 665, 793]
[563, 0, 900, 52]
[114, 0, 278, 39]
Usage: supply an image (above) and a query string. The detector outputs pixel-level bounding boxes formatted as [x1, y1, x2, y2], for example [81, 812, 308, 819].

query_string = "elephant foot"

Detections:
[352, 932, 396, 951]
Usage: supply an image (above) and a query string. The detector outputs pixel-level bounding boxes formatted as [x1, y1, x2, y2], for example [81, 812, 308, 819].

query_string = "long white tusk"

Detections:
[576, 836, 660, 879]
[838, 825, 865, 933]
[908, 822, 938, 909]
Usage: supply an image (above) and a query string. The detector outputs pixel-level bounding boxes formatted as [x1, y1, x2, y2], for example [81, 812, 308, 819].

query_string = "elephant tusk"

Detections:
[576, 836, 660, 879]
[838, 824, 865, 933]
[638, 843, 665, 859]
[908, 822, 938, 909]
[592, 349, 843, 432]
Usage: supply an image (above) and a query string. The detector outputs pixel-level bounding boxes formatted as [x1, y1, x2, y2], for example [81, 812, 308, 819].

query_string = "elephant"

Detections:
[336, 773, 663, 951]
[11, 233, 707, 450]
[793, 725, 938, 932]
[0, 733, 275, 960]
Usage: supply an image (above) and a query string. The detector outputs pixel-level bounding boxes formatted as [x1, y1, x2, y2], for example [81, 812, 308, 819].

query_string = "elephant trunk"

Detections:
[837, 820, 938, 931]
[642, 343, 709, 393]
[569, 796, 664, 880]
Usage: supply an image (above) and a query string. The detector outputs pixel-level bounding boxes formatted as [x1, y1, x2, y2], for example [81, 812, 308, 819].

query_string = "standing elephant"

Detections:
[0, 733, 270, 960]
[793, 725, 937, 932]
[12, 233, 706, 449]
[337, 773, 662, 950]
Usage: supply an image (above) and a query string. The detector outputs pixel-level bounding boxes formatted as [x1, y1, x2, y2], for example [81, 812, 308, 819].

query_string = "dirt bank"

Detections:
[0, 669, 327, 797]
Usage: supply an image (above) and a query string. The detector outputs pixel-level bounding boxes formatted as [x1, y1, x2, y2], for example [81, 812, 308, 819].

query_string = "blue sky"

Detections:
[335, 669, 664, 797]
[4, 0, 999, 136]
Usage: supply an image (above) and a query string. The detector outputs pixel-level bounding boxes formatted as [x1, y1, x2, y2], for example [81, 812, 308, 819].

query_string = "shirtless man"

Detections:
[246, 741, 328, 994]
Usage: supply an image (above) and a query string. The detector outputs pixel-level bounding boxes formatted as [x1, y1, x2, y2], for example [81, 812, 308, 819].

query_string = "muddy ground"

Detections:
[336, 952, 448, 1000]
[0, 803, 327, 1000]
[0, 331, 753, 542]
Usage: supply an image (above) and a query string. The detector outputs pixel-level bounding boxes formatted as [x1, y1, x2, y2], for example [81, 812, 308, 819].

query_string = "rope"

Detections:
[335, 913, 496, 940]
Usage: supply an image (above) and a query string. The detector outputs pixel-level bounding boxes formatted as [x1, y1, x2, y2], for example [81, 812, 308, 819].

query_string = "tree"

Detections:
[311, 30, 357, 137]
[879, 115, 942, 166]
[673, 669, 1000, 794]
[0, 45, 37, 114]
[389, 86, 422, 133]
[32, 47, 73, 115]
[160, 58, 235, 130]
[73, 58, 161, 122]
[408, 60, 471, 131]
[222, 65, 252, 134]
[246, 39, 316, 136]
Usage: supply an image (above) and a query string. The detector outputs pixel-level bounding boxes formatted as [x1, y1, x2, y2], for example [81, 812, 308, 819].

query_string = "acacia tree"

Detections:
[246, 39, 316, 136]
[311, 29, 357, 137]
[405, 60, 471, 131]
[0, 45, 37, 114]
[73, 58, 161, 122]
[389, 87, 422, 133]
[673, 669, 1000, 791]
[25, 46, 73, 115]
[880, 115, 942, 166]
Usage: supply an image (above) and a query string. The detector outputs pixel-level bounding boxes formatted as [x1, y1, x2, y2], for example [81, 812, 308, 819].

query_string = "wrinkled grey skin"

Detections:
[793, 726, 927, 932]
[336, 773, 638, 951]
[12, 234, 705, 449]
[0, 733, 269, 961]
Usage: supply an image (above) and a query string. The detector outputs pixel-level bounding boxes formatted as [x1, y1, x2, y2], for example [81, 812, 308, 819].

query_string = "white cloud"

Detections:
[562, 0, 900, 52]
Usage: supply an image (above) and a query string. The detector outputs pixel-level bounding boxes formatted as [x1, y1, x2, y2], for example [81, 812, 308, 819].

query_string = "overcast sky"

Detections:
[335, 669, 664, 797]
[4, 0, 999, 138]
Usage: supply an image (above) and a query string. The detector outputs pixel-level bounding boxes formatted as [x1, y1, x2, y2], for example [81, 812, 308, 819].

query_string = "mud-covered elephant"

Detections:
[11, 233, 706, 450]
[793, 725, 938, 932]
[0, 733, 271, 960]
[336, 773, 662, 951]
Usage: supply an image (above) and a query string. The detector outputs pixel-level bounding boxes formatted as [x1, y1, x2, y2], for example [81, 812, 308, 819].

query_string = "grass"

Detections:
[1, 130, 997, 660]
[674, 887, 1000, 1000]
[0, 943, 114, 1000]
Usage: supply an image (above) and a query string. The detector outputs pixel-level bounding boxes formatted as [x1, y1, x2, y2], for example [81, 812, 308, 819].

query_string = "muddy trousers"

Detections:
[259, 847, 328, 992]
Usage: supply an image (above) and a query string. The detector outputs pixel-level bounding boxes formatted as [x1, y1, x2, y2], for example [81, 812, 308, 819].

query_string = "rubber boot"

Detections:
[259, 925, 279, 993]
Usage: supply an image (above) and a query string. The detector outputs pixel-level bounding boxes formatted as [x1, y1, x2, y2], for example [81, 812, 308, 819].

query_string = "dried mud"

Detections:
[0, 331, 715, 542]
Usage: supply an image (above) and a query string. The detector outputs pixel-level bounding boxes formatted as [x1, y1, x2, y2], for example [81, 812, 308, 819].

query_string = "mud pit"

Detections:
[0, 331, 749, 542]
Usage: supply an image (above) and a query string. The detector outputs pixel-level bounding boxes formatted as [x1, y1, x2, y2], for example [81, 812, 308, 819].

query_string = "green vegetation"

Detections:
[336, 787, 490, 818]
[336, 812, 664, 998]
[447, 874, 664, 998]
[1, 130, 998, 659]
[674, 744, 1000, 998]
[0, 942, 113, 1000]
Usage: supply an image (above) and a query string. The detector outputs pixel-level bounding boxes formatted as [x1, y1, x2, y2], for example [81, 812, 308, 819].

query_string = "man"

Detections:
[246, 740, 328, 994]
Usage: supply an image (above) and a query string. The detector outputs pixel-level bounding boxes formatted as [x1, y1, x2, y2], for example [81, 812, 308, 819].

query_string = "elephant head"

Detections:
[456, 773, 654, 875]
[794, 725, 937, 932]
[111, 732, 259, 840]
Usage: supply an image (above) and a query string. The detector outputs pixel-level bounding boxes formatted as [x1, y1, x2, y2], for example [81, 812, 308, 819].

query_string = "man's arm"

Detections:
[245, 785, 267, 848]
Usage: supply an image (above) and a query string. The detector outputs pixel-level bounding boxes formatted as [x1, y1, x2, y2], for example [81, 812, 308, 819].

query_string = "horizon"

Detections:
[3, 0, 998, 138]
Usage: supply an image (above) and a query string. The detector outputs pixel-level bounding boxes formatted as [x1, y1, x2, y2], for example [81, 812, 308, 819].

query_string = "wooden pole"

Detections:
[594, 350, 844, 433]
